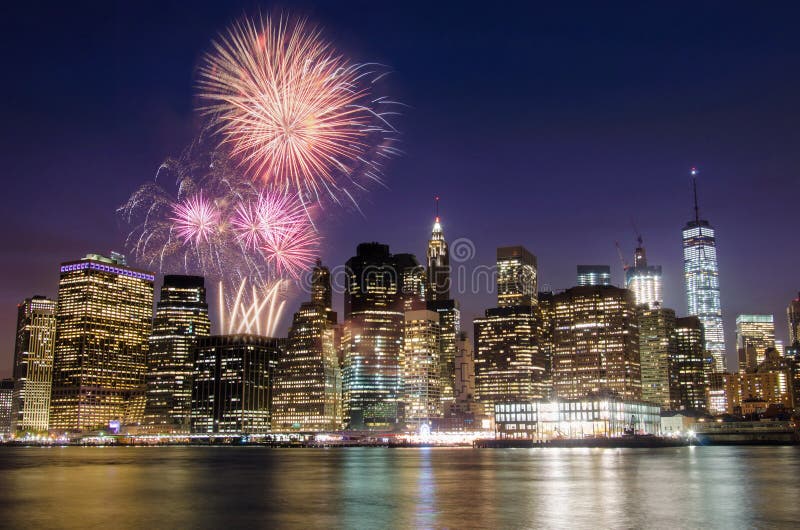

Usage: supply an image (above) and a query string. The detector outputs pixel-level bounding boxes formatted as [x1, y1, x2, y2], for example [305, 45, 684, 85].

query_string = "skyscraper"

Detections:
[0, 379, 13, 437]
[474, 305, 547, 412]
[670, 317, 708, 411]
[426, 200, 450, 301]
[143, 275, 211, 433]
[577, 265, 611, 287]
[637, 307, 675, 409]
[736, 314, 776, 373]
[403, 309, 442, 423]
[683, 170, 726, 372]
[625, 240, 663, 309]
[787, 293, 800, 347]
[428, 299, 460, 404]
[50, 253, 154, 432]
[272, 260, 342, 432]
[342, 243, 405, 429]
[396, 253, 427, 311]
[422, 209, 460, 410]
[453, 331, 476, 411]
[552, 285, 641, 400]
[190, 335, 281, 434]
[474, 248, 547, 412]
[11, 296, 56, 433]
[496, 246, 537, 308]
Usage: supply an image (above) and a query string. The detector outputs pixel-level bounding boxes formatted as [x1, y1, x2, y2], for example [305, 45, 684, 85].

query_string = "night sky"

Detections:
[2, 1, 799, 376]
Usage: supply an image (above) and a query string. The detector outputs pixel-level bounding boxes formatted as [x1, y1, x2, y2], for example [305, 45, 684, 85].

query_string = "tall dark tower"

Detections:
[144, 275, 211, 433]
[426, 197, 450, 301]
[343, 243, 405, 429]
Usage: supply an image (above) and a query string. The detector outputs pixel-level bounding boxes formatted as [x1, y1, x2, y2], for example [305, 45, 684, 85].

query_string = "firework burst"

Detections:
[263, 212, 320, 280]
[170, 192, 220, 244]
[197, 15, 400, 207]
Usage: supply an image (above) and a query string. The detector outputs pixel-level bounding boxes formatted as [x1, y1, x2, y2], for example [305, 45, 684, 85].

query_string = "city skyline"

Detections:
[2, 2, 800, 375]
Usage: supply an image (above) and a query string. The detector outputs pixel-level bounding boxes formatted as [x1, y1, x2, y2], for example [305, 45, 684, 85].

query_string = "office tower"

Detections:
[11, 296, 56, 433]
[428, 298, 460, 403]
[775, 340, 785, 356]
[0, 379, 13, 437]
[552, 285, 641, 400]
[736, 314, 776, 373]
[537, 291, 555, 396]
[342, 243, 405, 429]
[426, 202, 450, 301]
[496, 246, 537, 307]
[143, 275, 210, 433]
[475, 246, 546, 411]
[273, 260, 342, 432]
[576, 265, 611, 287]
[190, 335, 282, 434]
[637, 307, 675, 409]
[403, 309, 442, 423]
[50, 253, 154, 432]
[453, 331, 475, 409]
[788, 293, 800, 346]
[670, 317, 709, 411]
[683, 170, 726, 372]
[474, 305, 548, 412]
[625, 240, 663, 309]
[396, 253, 426, 311]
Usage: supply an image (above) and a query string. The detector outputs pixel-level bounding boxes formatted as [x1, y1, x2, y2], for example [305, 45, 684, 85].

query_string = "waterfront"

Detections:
[1, 447, 799, 528]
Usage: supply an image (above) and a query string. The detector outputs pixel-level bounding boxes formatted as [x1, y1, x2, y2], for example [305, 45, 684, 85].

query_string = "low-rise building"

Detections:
[494, 398, 661, 440]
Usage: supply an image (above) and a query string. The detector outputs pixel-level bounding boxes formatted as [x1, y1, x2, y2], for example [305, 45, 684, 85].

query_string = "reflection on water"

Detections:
[1, 446, 799, 528]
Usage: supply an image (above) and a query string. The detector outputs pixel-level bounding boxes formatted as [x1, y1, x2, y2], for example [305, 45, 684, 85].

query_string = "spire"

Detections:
[691, 167, 700, 225]
[432, 196, 442, 236]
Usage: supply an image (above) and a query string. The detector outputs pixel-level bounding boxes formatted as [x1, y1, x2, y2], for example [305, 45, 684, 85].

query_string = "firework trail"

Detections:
[197, 15, 400, 208]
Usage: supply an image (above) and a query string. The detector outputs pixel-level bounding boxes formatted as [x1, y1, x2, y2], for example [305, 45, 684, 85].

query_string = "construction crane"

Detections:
[615, 241, 630, 272]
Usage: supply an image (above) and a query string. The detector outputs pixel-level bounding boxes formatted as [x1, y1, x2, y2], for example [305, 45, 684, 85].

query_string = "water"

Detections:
[1, 446, 798, 528]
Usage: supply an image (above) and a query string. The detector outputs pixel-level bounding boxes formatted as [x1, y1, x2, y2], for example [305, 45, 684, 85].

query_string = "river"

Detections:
[1, 446, 798, 528]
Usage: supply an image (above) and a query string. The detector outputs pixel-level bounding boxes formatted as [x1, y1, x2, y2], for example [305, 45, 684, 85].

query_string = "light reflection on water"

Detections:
[1, 446, 799, 528]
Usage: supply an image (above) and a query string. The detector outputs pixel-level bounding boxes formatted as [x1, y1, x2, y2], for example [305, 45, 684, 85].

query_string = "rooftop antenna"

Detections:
[691, 167, 700, 225]
[434, 195, 440, 221]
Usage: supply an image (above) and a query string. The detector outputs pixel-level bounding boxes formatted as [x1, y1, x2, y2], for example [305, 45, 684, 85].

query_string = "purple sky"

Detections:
[2, 1, 799, 376]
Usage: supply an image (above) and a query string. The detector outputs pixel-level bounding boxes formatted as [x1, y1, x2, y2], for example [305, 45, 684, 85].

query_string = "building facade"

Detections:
[403, 309, 442, 423]
[342, 243, 405, 429]
[496, 246, 537, 308]
[736, 314, 776, 373]
[625, 242, 663, 309]
[788, 293, 800, 347]
[272, 261, 341, 432]
[190, 335, 281, 434]
[494, 399, 661, 440]
[11, 296, 56, 433]
[0, 379, 13, 437]
[683, 180, 726, 372]
[474, 305, 548, 412]
[670, 317, 709, 411]
[426, 213, 450, 301]
[637, 307, 675, 409]
[552, 285, 641, 401]
[50, 254, 154, 432]
[576, 265, 611, 287]
[143, 275, 211, 433]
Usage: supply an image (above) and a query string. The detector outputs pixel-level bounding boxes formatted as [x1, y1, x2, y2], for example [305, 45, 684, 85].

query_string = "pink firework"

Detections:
[170, 192, 219, 245]
[262, 214, 320, 279]
[197, 16, 398, 205]
[231, 192, 308, 250]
